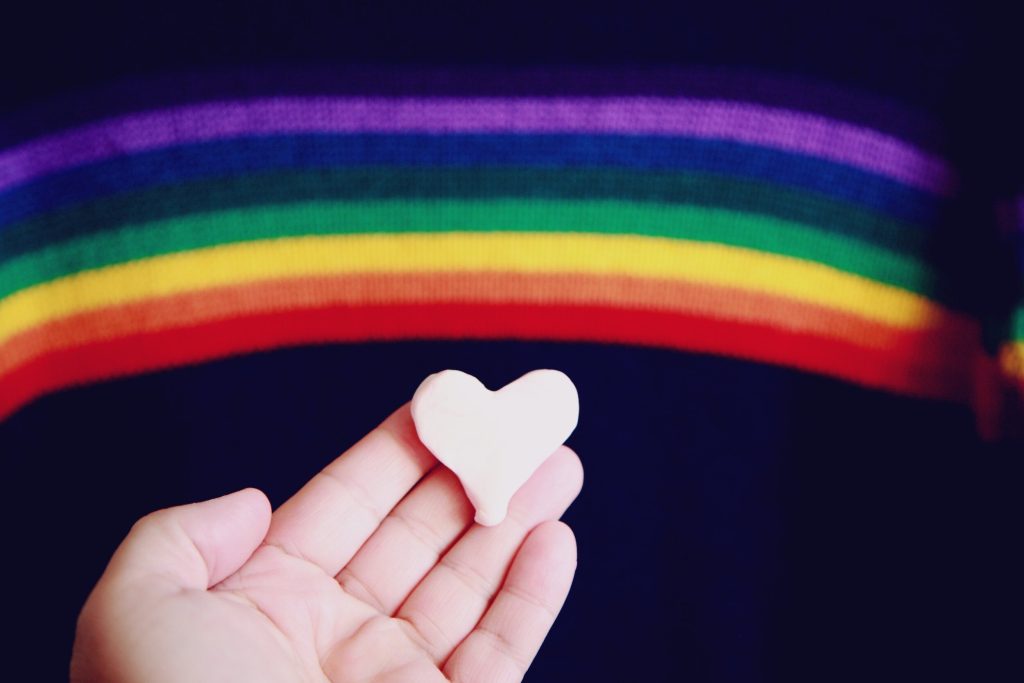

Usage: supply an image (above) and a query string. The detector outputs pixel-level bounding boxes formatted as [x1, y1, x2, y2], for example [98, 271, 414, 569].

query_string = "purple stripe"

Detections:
[0, 66, 946, 151]
[0, 97, 955, 196]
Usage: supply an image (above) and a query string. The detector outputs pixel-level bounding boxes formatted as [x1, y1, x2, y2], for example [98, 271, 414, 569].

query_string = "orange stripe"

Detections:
[0, 271, 979, 382]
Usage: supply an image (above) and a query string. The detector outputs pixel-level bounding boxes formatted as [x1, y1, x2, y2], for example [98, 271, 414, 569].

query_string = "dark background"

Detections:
[1, 2, 1021, 681]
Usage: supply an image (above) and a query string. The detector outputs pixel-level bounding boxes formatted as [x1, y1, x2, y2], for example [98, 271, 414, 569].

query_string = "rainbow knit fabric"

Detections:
[3, 70, 1021, 420]
[2, 2, 1022, 681]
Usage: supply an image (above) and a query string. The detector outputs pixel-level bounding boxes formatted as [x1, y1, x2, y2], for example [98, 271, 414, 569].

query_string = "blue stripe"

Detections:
[0, 134, 944, 231]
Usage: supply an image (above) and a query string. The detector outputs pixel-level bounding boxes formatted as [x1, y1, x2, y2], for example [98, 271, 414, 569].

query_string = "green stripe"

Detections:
[0, 167, 927, 264]
[0, 199, 935, 303]
[1013, 310, 1024, 341]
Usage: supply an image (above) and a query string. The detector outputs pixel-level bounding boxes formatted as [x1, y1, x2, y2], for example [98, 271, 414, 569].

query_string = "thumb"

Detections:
[105, 487, 272, 590]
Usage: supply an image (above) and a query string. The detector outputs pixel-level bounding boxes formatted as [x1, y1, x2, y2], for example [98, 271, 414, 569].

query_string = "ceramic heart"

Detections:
[410, 369, 579, 526]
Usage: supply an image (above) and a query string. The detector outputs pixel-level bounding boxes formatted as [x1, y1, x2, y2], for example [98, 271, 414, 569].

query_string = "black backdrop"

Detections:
[1, 2, 1021, 681]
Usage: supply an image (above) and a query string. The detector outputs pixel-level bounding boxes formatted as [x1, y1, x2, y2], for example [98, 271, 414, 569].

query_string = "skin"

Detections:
[70, 401, 583, 683]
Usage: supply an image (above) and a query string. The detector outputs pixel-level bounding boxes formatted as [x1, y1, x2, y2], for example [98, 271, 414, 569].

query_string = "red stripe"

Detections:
[0, 302, 972, 420]
[0, 271, 980, 378]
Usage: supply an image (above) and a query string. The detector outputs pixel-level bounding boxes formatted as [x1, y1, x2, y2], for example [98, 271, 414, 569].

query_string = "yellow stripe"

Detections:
[0, 232, 955, 346]
[1002, 341, 1024, 382]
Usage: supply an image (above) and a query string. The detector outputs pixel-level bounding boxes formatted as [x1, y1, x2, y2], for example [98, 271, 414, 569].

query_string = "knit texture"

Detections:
[1, 2, 1022, 680]
[0, 75, 1014, 424]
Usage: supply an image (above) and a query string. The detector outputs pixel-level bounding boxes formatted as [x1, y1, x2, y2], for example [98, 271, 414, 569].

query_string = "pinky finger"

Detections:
[443, 521, 578, 683]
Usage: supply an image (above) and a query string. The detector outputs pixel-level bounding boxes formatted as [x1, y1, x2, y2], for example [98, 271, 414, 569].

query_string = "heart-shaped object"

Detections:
[410, 369, 579, 526]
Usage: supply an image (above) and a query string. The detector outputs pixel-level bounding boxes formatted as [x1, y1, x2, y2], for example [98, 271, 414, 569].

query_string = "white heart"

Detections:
[410, 368, 580, 526]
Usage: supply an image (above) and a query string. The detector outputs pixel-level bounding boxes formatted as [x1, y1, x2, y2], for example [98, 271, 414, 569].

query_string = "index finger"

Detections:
[263, 401, 438, 575]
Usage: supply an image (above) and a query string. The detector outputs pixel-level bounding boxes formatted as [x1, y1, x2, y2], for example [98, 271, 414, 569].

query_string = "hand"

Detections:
[70, 402, 583, 682]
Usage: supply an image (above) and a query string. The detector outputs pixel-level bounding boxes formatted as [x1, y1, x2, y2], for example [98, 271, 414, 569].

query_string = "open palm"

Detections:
[70, 402, 583, 683]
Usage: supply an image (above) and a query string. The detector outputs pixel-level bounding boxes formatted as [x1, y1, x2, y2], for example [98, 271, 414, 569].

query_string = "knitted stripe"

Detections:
[0, 301, 976, 421]
[0, 200, 935, 303]
[0, 82, 977, 420]
[1003, 195, 1024, 386]
[0, 134, 942, 229]
[0, 231, 963, 347]
[0, 66, 945, 151]
[0, 168, 927, 262]
[0, 97, 953, 195]
[0, 272, 978, 383]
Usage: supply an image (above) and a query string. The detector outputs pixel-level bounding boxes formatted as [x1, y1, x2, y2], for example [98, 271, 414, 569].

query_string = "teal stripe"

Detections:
[0, 199, 936, 304]
[0, 167, 929, 265]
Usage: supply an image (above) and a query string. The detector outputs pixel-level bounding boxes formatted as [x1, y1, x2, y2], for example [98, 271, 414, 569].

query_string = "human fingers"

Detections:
[443, 521, 577, 683]
[102, 487, 272, 590]
[336, 464, 475, 614]
[394, 446, 582, 664]
[263, 402, 436, 575]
